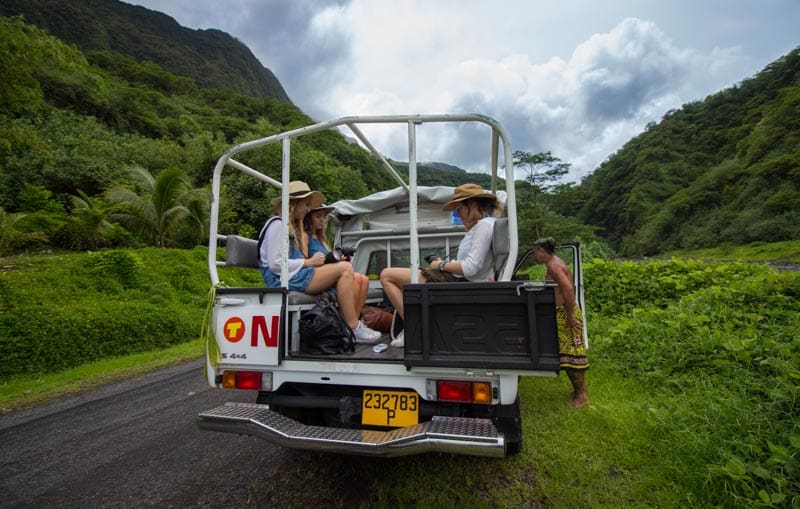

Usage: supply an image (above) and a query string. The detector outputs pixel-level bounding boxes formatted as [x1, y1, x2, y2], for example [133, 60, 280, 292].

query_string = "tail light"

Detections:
[221, 370, 263, 390]
[435, 380, 494, 403]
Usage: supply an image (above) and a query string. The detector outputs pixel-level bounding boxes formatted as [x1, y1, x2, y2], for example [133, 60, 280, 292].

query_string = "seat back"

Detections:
[492, 217, 509, 280]
[225, 235, 259, 268]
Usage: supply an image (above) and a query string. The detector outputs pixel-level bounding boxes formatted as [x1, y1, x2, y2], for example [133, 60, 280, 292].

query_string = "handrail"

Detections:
[207, 114, 517, 286]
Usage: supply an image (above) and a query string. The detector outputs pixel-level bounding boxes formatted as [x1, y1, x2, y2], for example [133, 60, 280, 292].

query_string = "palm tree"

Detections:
[70, 190, 115, 250]
[106, 166, 194, 247]
[180, 185, 211, 245]
[0, 207, 47, 256]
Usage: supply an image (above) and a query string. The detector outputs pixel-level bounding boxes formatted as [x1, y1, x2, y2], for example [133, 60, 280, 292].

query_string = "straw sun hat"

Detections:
[310, 204, 336, 215]
[270, 181, 325, 208]
[441, 183, 497, 211]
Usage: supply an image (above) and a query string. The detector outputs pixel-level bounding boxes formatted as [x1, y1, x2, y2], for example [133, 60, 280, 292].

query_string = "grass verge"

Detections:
[0, 339, 202, 412]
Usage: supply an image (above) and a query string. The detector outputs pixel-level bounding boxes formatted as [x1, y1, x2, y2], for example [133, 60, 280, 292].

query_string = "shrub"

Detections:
[0, 247, 208, 379]
[584, 258, 772, 315]
[84, 250, 142, 288]
[589, 263, 800, 506]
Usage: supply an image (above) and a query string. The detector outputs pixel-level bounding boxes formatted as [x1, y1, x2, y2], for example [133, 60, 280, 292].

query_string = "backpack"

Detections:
[256, 216, 280, 267]
[298, 292, 356, 355]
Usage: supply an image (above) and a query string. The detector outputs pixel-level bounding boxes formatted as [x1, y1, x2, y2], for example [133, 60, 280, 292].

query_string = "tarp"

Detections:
[330, 185, 507, 233]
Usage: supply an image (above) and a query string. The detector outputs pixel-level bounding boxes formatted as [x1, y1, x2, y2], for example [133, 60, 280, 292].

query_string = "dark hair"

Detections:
[533, 237, 556, 254]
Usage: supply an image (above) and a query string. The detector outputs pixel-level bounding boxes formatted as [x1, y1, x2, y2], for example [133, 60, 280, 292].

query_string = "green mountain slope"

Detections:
[0, 0, 291, 102]
[580, 47, 800, 256]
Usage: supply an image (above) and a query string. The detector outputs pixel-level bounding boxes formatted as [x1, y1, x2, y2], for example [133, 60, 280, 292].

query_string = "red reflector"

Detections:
[235, 371, 262, 390]
[437, 380, 472, 402]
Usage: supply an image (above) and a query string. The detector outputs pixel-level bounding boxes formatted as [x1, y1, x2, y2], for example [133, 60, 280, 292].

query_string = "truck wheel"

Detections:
[493, 397, 523, 455]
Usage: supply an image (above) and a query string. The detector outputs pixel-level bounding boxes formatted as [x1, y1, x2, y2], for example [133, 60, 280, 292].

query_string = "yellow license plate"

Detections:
[361, 390, 419, 427]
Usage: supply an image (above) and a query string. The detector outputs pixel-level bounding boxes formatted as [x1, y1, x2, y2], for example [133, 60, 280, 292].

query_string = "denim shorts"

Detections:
[261, 266, 315, 292]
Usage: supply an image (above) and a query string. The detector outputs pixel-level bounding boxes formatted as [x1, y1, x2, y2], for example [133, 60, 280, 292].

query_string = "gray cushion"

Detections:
[225, 235, 259, 268]
[492, 218, 509, 276]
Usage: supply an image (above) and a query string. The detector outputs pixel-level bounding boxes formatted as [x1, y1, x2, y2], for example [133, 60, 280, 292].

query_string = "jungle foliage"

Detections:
[0, 14, 599, 255]
[0, 16, 403, 252]
[2, 3, 799, 258]
[580, 47, 800, 256]
[585, 258, 799, 507]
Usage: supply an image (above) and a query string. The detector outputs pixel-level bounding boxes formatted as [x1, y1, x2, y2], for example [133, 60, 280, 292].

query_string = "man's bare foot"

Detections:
[567, 393, 589, 409]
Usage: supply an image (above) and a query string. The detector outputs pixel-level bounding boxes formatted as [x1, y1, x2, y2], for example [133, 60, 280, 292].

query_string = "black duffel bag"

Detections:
[299, 292, 356, 355]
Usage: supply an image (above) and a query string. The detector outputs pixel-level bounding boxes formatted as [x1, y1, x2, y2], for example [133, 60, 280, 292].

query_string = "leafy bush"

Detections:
[588, 261, 800, 506]
[0, 247, 209, 378]
[85, 250, 143, 289]
[584, 258, 771, 315]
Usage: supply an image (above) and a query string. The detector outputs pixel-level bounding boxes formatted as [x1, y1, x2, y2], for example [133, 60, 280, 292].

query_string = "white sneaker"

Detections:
[391, 330, 404, 348]
[353, 320, 382, 343]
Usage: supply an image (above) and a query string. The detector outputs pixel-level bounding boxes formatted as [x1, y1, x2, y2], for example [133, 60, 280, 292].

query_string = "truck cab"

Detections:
[197, 114, 585, 457]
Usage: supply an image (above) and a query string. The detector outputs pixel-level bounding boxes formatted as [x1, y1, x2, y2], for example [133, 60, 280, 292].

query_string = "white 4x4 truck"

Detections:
[197, 114, 586, 457]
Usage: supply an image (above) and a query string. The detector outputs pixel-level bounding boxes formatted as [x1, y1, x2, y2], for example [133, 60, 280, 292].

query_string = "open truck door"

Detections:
[512, 241, 587, 348]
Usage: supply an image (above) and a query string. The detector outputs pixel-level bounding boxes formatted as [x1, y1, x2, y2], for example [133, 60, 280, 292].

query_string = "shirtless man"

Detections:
[531, 238, 589, 409]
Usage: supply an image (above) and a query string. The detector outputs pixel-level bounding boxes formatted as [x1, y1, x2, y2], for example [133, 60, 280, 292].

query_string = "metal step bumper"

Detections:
[197, 402, 506, 458]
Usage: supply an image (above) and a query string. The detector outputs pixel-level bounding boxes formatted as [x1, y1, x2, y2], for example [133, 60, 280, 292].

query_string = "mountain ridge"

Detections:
[0, 0, 291, 102]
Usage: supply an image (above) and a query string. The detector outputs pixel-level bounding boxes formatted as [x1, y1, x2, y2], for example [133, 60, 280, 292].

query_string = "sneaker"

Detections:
[390, 330, 404, 348]
[353, 320, 382, 343]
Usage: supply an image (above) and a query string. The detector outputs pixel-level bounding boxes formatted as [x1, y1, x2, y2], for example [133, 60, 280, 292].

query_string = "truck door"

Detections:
[555, 242, 588, 348]
[512, 241, 588, 348]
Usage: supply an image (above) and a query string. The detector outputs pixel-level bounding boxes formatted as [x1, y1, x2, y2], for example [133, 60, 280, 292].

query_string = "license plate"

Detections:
[361, 390, 419, 427]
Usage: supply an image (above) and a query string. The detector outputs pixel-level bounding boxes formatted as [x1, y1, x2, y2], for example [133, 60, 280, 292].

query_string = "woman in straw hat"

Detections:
[259, 181, 381, 343]
[379, 183, 502, 347]
[304, 204, 372, 332]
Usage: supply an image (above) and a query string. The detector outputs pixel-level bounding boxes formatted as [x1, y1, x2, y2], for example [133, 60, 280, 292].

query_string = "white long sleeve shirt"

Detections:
[259, 218, 305, 279]
[457, 216, 495, 281]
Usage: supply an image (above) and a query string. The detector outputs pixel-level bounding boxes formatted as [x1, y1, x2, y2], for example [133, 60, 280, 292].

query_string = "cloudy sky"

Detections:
[127, 0, 798, 182]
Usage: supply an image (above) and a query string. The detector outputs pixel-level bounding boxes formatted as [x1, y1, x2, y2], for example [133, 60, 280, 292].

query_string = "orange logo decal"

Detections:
[223, 317, 245, 342]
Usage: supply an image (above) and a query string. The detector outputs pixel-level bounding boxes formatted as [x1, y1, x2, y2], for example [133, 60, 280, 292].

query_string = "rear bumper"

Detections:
[197, 402, 506, 458]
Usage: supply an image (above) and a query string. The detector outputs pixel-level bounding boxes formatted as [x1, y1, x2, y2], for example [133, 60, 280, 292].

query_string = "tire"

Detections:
[492, 397, 523, 455]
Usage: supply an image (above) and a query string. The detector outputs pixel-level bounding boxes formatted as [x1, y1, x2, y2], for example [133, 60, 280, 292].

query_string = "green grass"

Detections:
[517, 370, 687, 507]
[662, 239, 800, 263]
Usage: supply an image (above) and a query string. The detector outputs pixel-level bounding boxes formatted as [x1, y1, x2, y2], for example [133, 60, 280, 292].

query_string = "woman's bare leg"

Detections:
[379, 267, 425, 319]
[306, 263, 358, 328]
[354, 273, 369, 317]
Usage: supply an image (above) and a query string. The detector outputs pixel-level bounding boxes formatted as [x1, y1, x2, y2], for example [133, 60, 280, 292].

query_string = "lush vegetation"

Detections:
[0, 0, 290, 101]
[0, 16, 403, 254]
[3, 3, 800, 261]
[580, 47, 800, 256]
[1, 8, 798, 506]
[0, 248, 209, 379]
[0, 14, 607, 257]
[2, 248, 798, 507]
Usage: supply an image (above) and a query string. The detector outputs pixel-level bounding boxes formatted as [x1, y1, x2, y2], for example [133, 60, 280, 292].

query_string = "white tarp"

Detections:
[330, 185, 507, 233]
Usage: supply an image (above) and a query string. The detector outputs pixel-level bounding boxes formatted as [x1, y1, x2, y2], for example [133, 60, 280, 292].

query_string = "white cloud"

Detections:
[315, 15, 737, 180]
[126, 0, 800, 181]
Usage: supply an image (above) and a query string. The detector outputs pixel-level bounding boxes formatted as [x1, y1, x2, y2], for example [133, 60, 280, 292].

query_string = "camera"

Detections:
[424, 253, 439, 264]
[324, 246, 356, 264]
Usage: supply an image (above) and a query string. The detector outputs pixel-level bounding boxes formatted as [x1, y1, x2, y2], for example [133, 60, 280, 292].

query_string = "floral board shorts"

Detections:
[557, 305, 589, 371]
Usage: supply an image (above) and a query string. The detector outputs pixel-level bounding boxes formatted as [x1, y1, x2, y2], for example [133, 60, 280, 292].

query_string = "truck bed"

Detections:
[292, 335, 404, 361]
